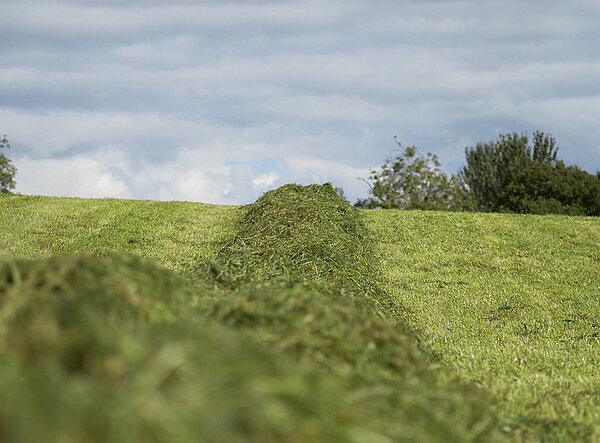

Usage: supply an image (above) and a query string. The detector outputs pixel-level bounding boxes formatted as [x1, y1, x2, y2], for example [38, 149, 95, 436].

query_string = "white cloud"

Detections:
[284, 156, 371, 202]
[252, 171, 280, 191]
[15, 156, 131, 199]
[156, 168, 233, 204]
[1, 1, 350, 37]
[0, 109, 168, 156]
[153, 163, 282, 205]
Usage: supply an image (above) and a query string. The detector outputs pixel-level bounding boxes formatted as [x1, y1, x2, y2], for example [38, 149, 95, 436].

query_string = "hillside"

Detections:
[364, 210, 600, 440]
[1, 189, 600, 441]
[0, 194, 242, 273]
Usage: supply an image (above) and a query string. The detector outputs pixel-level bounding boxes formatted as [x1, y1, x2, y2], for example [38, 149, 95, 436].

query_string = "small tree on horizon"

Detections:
[355, 138, 475, 211]
[0, 134, 17, 194]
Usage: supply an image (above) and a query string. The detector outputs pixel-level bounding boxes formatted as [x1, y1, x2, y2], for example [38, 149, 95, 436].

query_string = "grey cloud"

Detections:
[2, 0, 600, 204]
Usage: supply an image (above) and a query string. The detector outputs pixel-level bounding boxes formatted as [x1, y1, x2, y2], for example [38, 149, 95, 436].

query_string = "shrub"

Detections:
[356, 141, 474, 211]
[502, 161, 600, 216]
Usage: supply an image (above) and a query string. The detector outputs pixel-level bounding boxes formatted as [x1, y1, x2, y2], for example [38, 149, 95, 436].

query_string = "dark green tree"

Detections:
[502, 161, 600, 216]
[460, 131, 558, 212]
[0, 134, 17, 194]
[355, 139, 475, 211]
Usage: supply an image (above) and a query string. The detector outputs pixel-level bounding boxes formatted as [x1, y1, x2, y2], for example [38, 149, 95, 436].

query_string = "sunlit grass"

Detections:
[3, 189, 600, 440]
[0, 187, 500, 442]
[0, 194, 242, 274]
[364, 209, 600, 440]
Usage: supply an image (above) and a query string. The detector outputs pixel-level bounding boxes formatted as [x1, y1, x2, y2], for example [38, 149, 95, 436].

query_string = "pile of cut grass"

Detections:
[0, 256, 369, 442]
[204, 183, 399, 317]
[194, 183, 500, 440]
[0, 185, 501, 441]
[200, 279, 499, 441]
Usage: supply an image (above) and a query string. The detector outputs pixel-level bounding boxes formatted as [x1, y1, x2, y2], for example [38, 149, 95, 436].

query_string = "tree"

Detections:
[460, 131, 558, 212]
[355, 139, 475, 211]
[0, 134, 17, 194]
[502, 161, 600, 216]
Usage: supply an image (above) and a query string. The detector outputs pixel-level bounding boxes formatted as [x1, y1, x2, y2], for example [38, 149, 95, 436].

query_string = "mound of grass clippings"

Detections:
[0, 256, 194, 384]
[201, 278, 499, 442]
[194, 183, 501, 441]
[205, 183, 400, 318]
[0, 184, 503, 442]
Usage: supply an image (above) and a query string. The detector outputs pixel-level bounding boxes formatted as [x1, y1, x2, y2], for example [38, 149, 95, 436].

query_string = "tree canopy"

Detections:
[501, 161, 600, 216]
[355, 139, 474, 211]
[357, 131, 599, 216]
[460, 131, 558, 213]
[0, 134, 17, 194]
[459, 131, 600, 216]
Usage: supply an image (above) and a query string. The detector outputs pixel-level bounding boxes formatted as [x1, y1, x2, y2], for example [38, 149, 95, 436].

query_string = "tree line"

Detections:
[3, 131, 599, 216]
[355, 131, 600, 216]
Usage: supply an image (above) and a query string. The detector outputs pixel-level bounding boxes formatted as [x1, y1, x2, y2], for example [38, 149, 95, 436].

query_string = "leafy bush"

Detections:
[356, 141, 474, 211]
[501, 161, 600, 215]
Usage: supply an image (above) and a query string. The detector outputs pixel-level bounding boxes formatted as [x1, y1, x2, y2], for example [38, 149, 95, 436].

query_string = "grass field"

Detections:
[364, 210, 600, 440]
[1, 189, 599, 441]
[0, 194, 241, 273]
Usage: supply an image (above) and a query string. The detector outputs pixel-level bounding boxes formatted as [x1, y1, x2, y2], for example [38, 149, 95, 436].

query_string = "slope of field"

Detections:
[0, 194, 242, 274]
[364, 210, 600, 440]
[3, 189, 600, 441]
[0, 187, 501, 442]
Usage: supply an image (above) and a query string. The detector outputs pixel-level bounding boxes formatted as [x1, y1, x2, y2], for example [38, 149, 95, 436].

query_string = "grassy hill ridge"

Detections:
[0, 194, 242, 273]
[2, 189, 600, 441]
[0, 188, 499, 442]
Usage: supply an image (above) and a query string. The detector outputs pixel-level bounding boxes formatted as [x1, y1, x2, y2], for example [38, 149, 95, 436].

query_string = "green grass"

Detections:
[0, 186, 500, 442]
[0, 194, 242, 274]
[194, 184, 499, 441]
[2, 188, 600, 441]
[364, 209, 600, 440]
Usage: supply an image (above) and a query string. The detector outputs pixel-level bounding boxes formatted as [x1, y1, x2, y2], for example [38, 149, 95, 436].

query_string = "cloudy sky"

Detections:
[2, 0, 599, 204]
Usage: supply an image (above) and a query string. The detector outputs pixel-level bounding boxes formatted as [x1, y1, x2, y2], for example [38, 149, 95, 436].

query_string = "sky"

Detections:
[1, 0, 599, 205]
